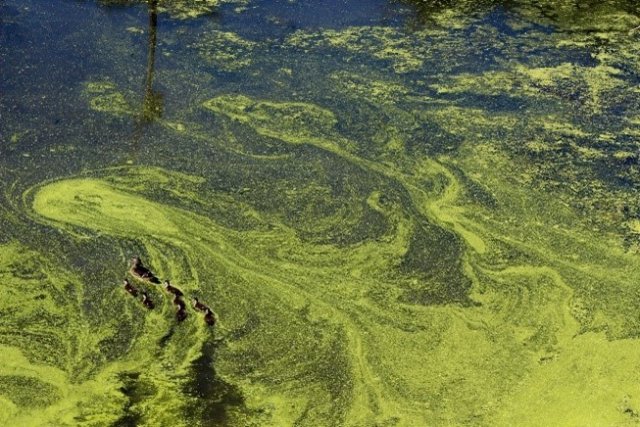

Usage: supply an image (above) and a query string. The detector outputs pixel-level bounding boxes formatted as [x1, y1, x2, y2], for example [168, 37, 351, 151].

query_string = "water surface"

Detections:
[2, 0, 640, 425]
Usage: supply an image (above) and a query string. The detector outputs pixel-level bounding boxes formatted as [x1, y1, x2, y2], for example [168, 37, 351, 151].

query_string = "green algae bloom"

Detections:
[99, 0, 250, 20]
[286, 26, 428, 73]
[83, 81, 134, 116]
[3, 0, 640, 425]
[190, 31, 257, 71]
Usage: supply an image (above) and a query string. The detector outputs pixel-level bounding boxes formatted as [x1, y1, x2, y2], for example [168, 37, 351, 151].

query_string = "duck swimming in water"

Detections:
[123, 279, 138, 298]
[192, 297, 215, 326]
[172, 295, 187, 322]
[203, 308, 216, 326]
[130, 256, 160, 284]
[141, 291, 155, 310]
[176, 306, 187, 322]
[173, 295, 186, 311]
[191, 297, 209, 312]
[163, 280, 184, 298]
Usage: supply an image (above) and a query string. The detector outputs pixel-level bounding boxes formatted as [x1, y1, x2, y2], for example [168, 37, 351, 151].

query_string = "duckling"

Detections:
[173, 295, 186, 311]
[141, 291, 155, 310]
[163, 280, 184, 298]
[176, 306, 188, 322]
[203, 308, 216, 326]
[129, 256, 160, 284]
[191, 297, 209, 312]
[123, 279, 138, 298]
[173, 295, 187, 322]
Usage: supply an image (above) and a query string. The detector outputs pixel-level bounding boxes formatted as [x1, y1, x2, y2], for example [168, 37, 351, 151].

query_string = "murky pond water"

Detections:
[2, 0, 640, 425]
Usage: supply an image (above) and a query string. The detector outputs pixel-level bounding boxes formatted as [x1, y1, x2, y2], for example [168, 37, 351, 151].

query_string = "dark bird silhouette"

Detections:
[204, 308, 216, 326]
[176, 307, 187, 322]
[163, 280, 184, 297]
[130, 256, 160, 284]
[173, 295, 186, 311]
[141, 291, 155, 310]
[123, 278, 138, 298]
[191, 297, 209, 312]
[173, 295, 187, 322]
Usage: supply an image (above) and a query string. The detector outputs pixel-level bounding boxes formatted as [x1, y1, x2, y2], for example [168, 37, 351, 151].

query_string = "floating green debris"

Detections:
[286, 26, 429, 73]
[158, 0, 222, 20]
[9, 132, 27, 144]
[99, 0, 250, 20]
[202, 94, 341, 147]
[125, 26, 144, 34]
[190, 31, 257, 71]
[83, 81, 133, 117]
[329, 71, 410, 105]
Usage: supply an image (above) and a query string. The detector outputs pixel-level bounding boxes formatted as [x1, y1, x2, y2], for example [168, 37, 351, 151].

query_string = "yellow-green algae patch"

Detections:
[19, 177, 258, 425]
[495, 333, 640, 426]
[202, 95, 356, 154]
[99, 0, 250, 20]
[328, 71, 411, 105]
[24, 96, 640, 425]
[68, 18, 640, 418]
[0, 243, 129, 426]
[157, 0, 223, 20]
[427, 143, 640, 424]
[13, 4, 640, 424]
[33, 179, 181, 239]
[431, 62, 626, 113]
[27, 172, 415, 425]
[286, 26, 429, 73]
[28, 168, 470, 425]
[196, 80, 640, 423]
[190, 31, 257, 71]
[82, 81, 133, 117]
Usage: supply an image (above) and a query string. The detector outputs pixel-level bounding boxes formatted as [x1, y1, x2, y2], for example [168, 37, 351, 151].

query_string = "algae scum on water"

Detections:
[2, 0, 640, 425]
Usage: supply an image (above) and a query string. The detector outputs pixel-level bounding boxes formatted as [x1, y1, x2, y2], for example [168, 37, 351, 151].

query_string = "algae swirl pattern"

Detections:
[2, 0, 640, 425]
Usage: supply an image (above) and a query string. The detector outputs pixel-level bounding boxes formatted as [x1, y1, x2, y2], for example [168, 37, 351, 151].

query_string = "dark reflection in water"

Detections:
[140, 0, 162, 125]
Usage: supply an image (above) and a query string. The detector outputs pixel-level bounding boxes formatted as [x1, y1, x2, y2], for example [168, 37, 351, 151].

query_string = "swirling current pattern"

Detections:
[2, 1, 640, 426]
